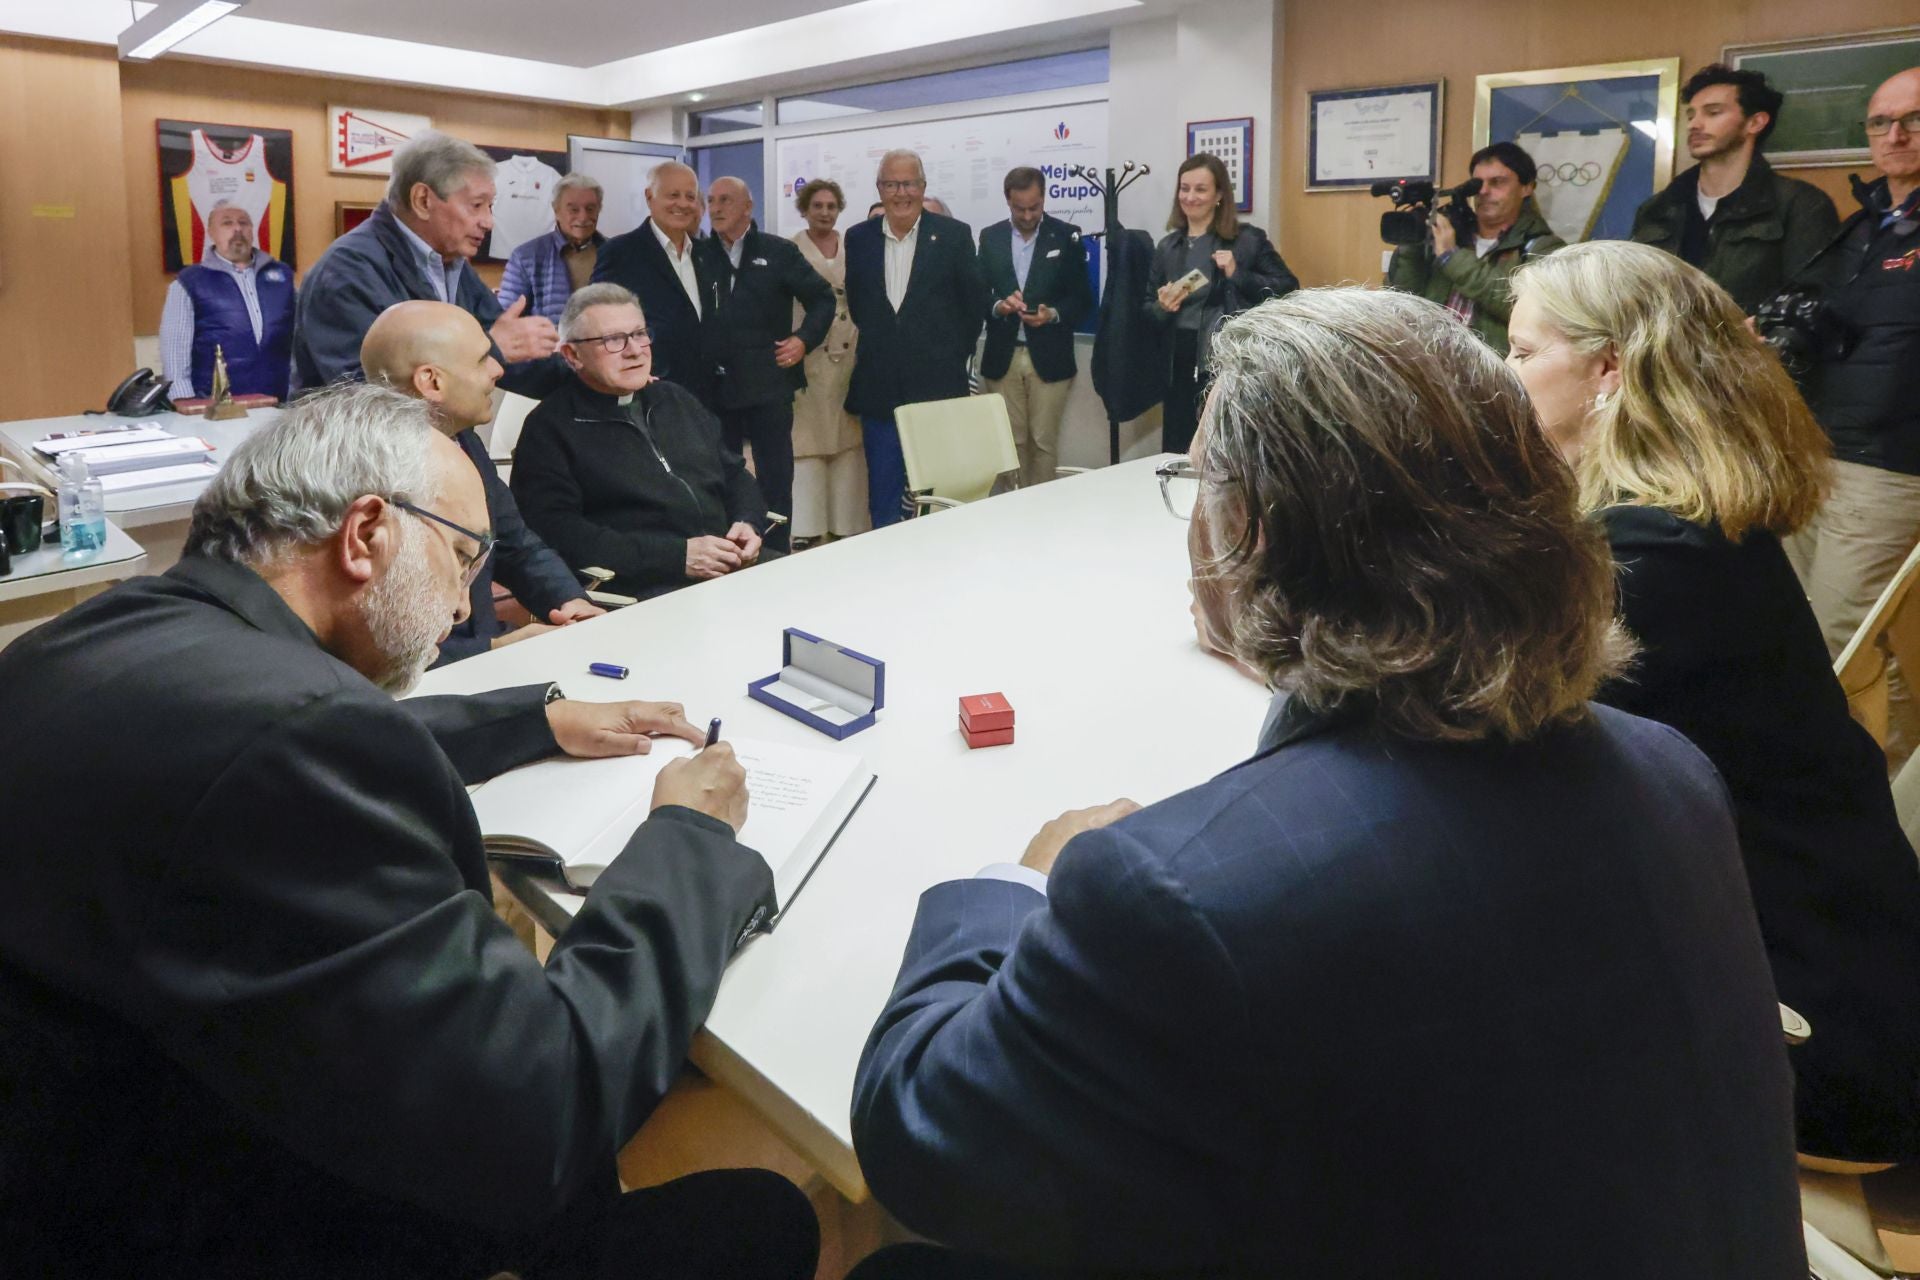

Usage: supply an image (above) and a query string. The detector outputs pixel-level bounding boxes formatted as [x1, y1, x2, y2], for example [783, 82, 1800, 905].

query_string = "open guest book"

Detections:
[468, 736, 875, 921]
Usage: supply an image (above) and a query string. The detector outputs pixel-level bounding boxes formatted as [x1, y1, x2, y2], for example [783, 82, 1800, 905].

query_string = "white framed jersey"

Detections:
[166, 129, 290, 266]
[488, 154, 563, 261]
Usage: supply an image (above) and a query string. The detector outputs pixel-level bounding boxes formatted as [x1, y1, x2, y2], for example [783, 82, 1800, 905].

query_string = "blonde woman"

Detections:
[1508, 240, 1920, 1166]
[788, 178, 869, 544]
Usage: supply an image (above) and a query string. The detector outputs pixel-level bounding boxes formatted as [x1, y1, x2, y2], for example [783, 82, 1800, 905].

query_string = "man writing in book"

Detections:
[0, 382, 818, 1279]
[362, 299, 603, 665]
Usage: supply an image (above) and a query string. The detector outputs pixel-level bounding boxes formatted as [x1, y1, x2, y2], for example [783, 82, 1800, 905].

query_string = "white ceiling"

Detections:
[236, 0, 864, 68]
[0, 0, 1159, 107]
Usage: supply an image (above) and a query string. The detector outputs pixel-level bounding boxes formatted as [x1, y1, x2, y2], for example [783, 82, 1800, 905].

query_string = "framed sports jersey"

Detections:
[478, 145, 570, 264]
[157, 119, 296, 272]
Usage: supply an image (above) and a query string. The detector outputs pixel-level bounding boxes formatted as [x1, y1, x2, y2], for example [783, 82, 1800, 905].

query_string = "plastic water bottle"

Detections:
[59, 453, 105, 555]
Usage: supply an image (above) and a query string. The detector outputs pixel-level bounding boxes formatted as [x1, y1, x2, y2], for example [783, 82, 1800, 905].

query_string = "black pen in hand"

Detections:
[705, 717, 722, 748]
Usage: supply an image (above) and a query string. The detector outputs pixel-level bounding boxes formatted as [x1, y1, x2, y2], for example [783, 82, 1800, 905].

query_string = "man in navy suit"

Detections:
[850, 289, 1807, 1278]
[590, 160, 719, 406]
[843, 150, 986, 527]
[978, 167, 1093, 488]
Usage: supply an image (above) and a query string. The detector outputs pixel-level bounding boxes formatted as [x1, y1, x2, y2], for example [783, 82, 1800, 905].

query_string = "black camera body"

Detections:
[1753, 287, 1853, 380]
[1374, 177, 1483, 248]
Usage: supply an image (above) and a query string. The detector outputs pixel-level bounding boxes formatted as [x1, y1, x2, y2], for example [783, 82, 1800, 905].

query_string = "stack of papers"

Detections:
[32, 427, 216, 492]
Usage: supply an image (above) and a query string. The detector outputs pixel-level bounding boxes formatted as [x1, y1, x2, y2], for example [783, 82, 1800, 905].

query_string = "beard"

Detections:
[362, 519, 450, 695]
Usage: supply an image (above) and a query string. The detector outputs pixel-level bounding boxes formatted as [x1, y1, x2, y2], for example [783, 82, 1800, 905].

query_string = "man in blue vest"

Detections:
[159, 200, 297, 402]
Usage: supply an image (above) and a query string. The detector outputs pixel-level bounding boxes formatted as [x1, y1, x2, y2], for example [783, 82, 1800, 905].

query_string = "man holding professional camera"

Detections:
[1630, 65, 1838, 314]
[1386, 141, 1563, 355]
[1784, 67, 1920, 669]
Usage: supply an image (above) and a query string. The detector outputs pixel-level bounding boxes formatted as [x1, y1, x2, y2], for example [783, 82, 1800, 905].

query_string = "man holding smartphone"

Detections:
[979, 167, 1093, 488]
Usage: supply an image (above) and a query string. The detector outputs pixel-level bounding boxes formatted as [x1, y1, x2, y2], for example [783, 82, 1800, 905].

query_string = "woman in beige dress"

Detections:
[790, 179, 869, 543]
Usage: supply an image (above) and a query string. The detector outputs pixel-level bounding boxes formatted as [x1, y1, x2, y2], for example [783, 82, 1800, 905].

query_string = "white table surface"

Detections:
[0, 409, 277, 529]
[0, 521, 146, 604]
[410, 457, 1272, 1198]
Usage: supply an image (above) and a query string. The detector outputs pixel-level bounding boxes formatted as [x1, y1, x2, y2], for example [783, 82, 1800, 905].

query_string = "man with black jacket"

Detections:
[1785, 68, 1920, 665]
[513, 283, 769, 601]
[591, 161, 719, 405]
[1630, 64, 1839, 313]
[698, 177, 835, 555]
[844, 149, 987, 527]
[979, 167, 1093, 488]
[0, 383, 817, 1278]
[362, 300, 602, 665]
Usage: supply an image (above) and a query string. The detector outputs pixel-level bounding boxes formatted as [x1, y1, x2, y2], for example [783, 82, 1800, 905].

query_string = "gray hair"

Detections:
[185, 382, 439, 567]
[876, 149, 926, 184]
[552, 171, 603, 207]
[645, 160, 697, 196]
[385, 131, 496, 212]
[559, 282, 641, 343]
[205, 199, 250, 221]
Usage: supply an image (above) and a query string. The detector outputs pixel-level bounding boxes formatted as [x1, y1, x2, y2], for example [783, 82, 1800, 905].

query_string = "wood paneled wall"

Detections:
[0, 37, 137, 420]
[119, 61, 628, 328]
[1275, 1, 1919, 289]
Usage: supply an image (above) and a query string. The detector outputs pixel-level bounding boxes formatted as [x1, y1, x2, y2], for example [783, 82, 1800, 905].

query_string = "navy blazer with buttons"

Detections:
[977, 213, 1093, 384]
[590, 217, 720, 406]
[843, 210, 986, 418]
[853, 697, 1805, 1277]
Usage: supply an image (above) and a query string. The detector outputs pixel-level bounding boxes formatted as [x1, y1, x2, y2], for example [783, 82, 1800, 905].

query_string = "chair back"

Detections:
[485, 390, 539, 462]
[1834, 539, 1920, 749]
[894, 394, 1019, 512]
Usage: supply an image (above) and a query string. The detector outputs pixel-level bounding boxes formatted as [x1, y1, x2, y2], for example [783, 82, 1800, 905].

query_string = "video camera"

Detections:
[1374, 177, 1483, 248]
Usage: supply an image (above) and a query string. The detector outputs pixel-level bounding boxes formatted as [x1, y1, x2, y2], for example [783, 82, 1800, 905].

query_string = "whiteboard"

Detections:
[566, 136, 684, 238]
[772, 101, 1108, 239]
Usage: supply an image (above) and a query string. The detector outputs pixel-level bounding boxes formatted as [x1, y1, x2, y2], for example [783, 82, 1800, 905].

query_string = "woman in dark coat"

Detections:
[1144, 153, 1298, 454]
[1508, 239, 1920, 1165]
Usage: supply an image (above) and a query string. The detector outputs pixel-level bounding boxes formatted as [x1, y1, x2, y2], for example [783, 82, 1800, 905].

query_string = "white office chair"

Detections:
[484, 390, 539, 482]
[894, 393, 1020, 517]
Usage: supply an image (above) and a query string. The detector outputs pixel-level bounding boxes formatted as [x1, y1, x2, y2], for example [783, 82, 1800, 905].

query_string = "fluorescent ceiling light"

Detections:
[119, 0, 244, 61]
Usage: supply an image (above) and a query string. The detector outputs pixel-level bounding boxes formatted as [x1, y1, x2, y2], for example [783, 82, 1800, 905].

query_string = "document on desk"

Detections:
[468, 736, 875, 918]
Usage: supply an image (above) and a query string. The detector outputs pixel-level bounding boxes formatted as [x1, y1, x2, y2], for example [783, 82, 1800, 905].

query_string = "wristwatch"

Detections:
[544, 682, 566, 705]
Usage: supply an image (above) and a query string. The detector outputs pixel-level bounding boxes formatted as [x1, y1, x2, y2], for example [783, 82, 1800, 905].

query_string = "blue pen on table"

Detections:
[588, 661, 628, 679]
[705, 717, 722, 747]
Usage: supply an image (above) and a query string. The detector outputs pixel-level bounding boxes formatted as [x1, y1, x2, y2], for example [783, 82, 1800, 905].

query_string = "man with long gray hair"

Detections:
[0, 382, 819, 1276]
[293, 130, 562, 394]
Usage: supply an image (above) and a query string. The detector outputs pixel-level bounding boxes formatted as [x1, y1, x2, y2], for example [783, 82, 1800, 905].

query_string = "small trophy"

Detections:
[205, 344, 249, 421]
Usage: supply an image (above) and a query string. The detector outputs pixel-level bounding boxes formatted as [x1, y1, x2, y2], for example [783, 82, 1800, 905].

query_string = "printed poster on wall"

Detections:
[772, 101, 1108, 241]
[330, 105, 432, 176]
[157, 118, 296, 272]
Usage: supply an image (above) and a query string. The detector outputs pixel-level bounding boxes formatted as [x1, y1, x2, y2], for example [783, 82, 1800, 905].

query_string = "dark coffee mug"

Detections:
[3, 493, 45, 555]
[0, 518, 10, 576]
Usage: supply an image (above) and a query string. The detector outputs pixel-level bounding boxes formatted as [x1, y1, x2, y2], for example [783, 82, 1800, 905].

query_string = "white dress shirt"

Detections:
[652, 220, 703, 318]
[1010, 224, 1040, 344]
[883, 215, 921, 312]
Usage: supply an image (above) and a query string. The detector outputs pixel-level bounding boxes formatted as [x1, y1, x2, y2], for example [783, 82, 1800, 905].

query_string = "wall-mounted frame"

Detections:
[568, 135, 685, 239]
[329, 105, 431, 176]
[1474, 58, 1679, 244]
[1306, 81, 1443, 191]
[333, 201, 377, 239]
[477, 144, 570, 264]
[1727, 26, 1920, 167]
[1186, 117, 1255, 213]
[157, 119, 296, 272]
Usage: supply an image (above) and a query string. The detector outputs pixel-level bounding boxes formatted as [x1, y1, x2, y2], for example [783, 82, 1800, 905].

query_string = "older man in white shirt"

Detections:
[590, 160, 720, 404]
[843, 149, 985, 527]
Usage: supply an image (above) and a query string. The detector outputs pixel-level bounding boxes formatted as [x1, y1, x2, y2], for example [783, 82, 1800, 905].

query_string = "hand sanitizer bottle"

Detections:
[59, 453, 106, 555]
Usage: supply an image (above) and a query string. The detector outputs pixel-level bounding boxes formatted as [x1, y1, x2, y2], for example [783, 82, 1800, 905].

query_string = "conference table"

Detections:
[411, 457, 1272, 1200]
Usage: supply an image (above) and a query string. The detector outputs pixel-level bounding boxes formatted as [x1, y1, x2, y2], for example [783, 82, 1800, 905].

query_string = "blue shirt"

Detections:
[393, 213, 467, 304]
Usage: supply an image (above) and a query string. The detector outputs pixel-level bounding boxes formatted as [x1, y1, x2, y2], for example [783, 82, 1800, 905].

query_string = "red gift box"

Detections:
[959, 692, 1015, 734]
[959, 714, 1014, 748]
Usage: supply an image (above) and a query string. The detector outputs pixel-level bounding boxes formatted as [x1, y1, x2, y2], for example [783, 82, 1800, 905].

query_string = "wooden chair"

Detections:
[1834, 539, 1920, 751]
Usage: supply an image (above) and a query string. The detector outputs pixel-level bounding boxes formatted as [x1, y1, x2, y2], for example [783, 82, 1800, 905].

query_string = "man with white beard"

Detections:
[0, 382, 821, 1278]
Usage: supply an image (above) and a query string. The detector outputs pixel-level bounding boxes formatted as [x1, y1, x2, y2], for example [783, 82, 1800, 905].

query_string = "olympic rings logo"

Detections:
[1537, 162, 1604, 187]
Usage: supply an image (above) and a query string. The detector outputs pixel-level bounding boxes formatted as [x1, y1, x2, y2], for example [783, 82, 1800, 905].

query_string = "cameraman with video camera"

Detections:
[1385, 141, 1563, 355]
[1781, 67, 1920, 670]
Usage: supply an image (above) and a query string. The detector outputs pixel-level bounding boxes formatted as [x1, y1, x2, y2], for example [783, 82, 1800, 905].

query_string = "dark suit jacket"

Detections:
[0, 555, 774, 1276]
[696, 224, 835, 411]
[591, 217, 719, 405]
[843, 211, 985, 417]
[511, 375, 767, 599]
[291, 202, 559, 398]
[1596, 504, 1920, 1161]
[853, 699, 1805, 1277]
[433, 427, 584, 667]
[977, 214, 1092, 383]
[1091, 227, 1169, 425]
[1145, 223, 1300, 370]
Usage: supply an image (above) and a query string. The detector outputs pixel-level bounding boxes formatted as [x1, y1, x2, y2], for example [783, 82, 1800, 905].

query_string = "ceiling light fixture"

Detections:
[119, 0, 246, 62]
[688, 92, 707, 103]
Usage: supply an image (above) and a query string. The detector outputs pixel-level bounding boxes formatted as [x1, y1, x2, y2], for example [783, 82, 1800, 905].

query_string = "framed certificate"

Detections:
[1306, 82, 1443, 191]
[1187, 117, 1255, 213]
[1727, 26, 1920, 166]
